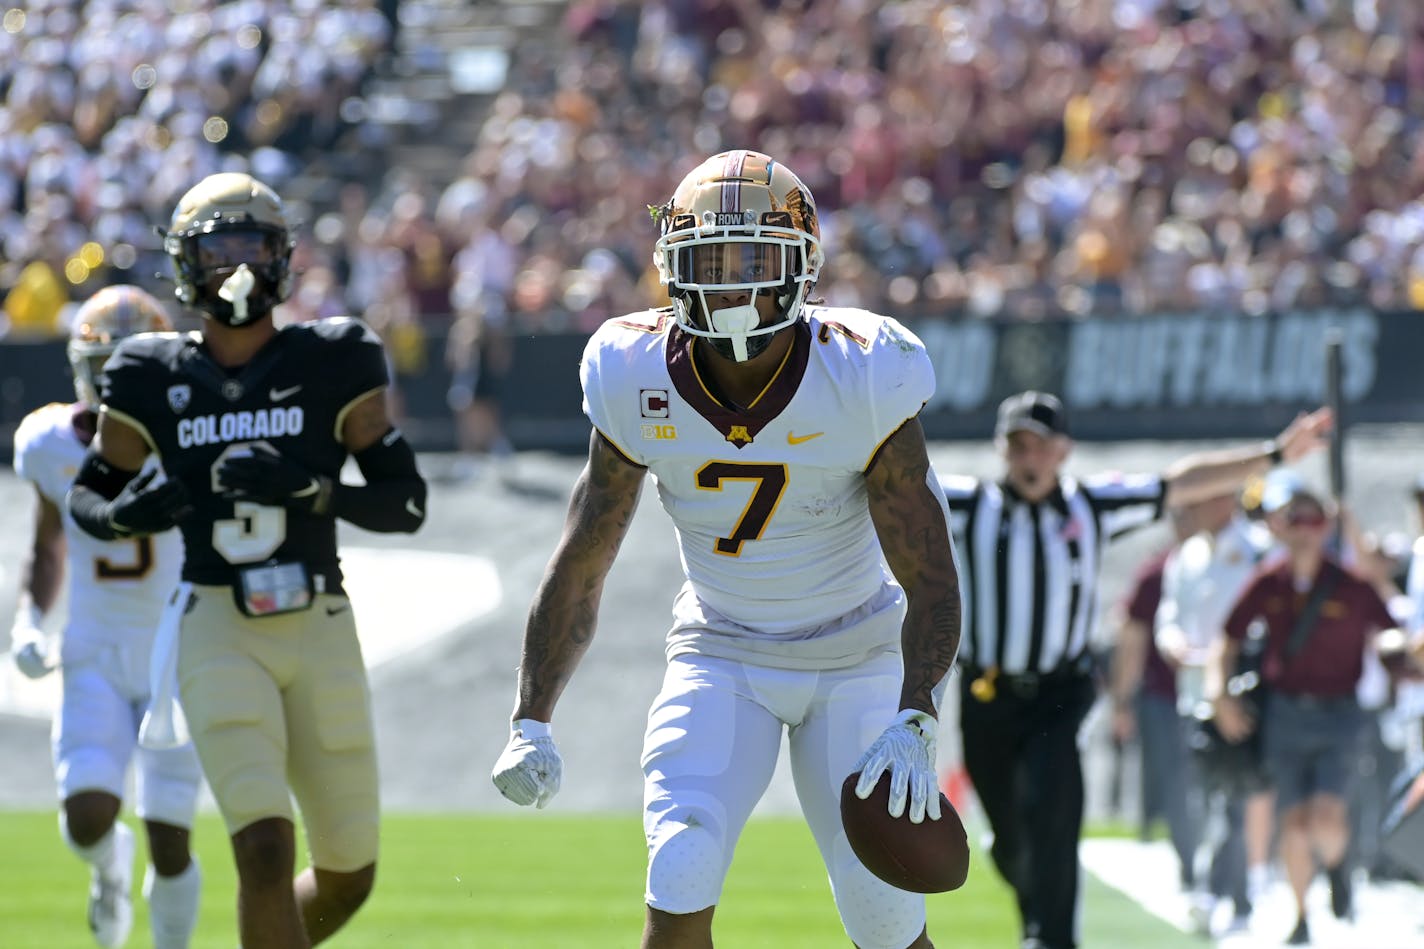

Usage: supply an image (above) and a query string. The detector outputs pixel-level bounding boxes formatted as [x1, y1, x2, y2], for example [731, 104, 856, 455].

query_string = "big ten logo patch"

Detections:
[641, 389, 670, 418]
[642, 423, 677, 441]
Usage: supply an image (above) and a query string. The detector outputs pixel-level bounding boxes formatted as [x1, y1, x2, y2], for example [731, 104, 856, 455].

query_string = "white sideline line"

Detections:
[0, 547, 500, 720]
[1083, 838, 1424, 949]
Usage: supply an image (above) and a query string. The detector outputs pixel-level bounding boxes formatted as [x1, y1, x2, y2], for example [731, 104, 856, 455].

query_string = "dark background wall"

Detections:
[2, 308, 1415, 463]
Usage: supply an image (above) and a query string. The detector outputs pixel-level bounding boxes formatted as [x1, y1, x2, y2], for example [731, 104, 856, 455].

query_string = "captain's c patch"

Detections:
[640, 389, 670, 418]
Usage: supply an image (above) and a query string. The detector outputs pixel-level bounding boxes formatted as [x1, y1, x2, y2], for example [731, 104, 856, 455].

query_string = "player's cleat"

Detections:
[1285, 916, 1310, 946]
[1187, 891, 1215, 935]
[88, 823, 134, 948]
[1327, 863, 1354, 920]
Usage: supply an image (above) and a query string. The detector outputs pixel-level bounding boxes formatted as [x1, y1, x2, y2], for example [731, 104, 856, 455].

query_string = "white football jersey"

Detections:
[582, 306, 935, 668]
[13, 402, 183, 657]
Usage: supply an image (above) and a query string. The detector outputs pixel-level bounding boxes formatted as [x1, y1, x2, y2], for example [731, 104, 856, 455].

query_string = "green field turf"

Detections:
[0, 811, 1205, 948]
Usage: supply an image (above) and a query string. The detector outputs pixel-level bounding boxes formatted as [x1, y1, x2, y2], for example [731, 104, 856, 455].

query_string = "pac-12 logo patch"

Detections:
[167, 385, 191, 413]
[641, 389, 670, 418]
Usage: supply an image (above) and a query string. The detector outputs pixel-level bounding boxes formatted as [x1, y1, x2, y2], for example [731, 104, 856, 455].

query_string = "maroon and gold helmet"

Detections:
[67, 285, 173, 408]
[653, 150, 824, 361]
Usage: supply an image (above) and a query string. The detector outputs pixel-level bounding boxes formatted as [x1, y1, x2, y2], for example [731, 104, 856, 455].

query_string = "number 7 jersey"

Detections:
[581, 306, 935, 666]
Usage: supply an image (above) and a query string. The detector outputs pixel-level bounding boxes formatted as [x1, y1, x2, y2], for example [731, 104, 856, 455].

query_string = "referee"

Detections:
[940, 390, 1332, 949]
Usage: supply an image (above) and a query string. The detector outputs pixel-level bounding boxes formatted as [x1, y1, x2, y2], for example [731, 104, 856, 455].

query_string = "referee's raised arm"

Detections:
[1161, 407, 1333, 508]
[940, 390, 1331, 949]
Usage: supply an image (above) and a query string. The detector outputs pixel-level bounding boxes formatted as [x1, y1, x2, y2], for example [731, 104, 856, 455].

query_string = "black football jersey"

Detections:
[101, 318, 389, 587]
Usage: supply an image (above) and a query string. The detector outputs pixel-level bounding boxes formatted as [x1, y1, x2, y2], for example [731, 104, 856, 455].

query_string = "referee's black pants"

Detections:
[960, 671, 1097, 949]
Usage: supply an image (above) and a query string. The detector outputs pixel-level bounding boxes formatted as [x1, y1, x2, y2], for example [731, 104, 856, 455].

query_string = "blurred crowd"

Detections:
[7, 0, 1424, 349]
[0, 0, 393, 337]
[424, 0, 1424, 336]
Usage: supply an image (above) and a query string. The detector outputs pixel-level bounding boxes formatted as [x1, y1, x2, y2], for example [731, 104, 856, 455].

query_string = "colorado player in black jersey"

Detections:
[66, 172, 427, 949]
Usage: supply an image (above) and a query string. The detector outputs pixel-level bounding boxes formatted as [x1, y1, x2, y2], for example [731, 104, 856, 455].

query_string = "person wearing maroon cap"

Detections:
[1211, 477, 1397, 946]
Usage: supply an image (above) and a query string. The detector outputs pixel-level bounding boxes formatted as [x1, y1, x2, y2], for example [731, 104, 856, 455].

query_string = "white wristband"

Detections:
[513, 718, 552, 740]
[893, 708, 937, 738]
[11, 598, 43, 637]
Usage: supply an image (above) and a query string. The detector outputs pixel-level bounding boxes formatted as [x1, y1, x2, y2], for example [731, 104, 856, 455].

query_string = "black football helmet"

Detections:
[163, 172, 295, 326]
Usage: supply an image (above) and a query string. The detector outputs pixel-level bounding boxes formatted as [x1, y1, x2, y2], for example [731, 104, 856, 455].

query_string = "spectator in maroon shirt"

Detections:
[1210, 476, 1396, 946]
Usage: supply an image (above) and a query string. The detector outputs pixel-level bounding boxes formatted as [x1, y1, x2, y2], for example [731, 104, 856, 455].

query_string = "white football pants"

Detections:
[641, 650, 929, 949]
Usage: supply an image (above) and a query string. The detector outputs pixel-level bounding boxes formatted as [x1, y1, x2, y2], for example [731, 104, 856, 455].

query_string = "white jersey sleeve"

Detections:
[580, 313, 662, 466]
[580, 307, 934, 668]
[1407, 537, 1424, 634]
[14, 403, 83, 508]
[13, 402, 183, 662]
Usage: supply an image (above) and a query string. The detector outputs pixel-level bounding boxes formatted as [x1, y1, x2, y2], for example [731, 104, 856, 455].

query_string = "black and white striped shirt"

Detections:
[941, 473, 1165, 676]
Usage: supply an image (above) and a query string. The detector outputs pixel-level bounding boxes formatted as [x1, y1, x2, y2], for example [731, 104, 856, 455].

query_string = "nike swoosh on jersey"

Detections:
[270, 384, 303, 401]
[406, 498, 424, 518]
[786, 431, 824, 445]
[325, 603, 351, 616]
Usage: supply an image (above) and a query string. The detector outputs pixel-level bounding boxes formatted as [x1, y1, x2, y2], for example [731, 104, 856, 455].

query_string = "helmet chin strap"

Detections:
[218, 264, 256, 324]
[708, 304, 760, 362]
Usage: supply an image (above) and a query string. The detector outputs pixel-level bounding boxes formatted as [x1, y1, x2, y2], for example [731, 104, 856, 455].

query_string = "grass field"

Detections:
[0, 811, 1206, 948]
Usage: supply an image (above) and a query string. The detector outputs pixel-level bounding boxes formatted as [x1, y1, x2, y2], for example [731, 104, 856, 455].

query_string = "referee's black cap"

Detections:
[996, 390, 1069, 438]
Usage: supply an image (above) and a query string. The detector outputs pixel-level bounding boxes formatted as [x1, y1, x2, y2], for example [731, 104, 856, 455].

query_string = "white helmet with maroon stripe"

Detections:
[67, 285, 173, 409]
[653, 150, 824, 362]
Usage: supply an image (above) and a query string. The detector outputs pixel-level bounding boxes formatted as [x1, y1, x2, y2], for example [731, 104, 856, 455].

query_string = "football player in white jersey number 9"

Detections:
[491, 150, 964, 949]
[9, 285, 203, 949]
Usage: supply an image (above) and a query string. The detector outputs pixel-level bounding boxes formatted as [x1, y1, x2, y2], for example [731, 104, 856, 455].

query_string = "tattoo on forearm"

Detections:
[868, 421, 962, 710]
[901, 596, 962, 708]
[517, 437, 643, 714]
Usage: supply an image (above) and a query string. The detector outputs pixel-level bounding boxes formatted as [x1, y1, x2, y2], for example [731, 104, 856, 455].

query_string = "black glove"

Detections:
[108, 470, 194, 536]
[217, 445, 327, 512]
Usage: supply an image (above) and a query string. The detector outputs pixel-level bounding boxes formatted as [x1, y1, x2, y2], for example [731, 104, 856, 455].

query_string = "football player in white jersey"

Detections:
[8, 285, 204, 948]
[492, 150, 963, 949]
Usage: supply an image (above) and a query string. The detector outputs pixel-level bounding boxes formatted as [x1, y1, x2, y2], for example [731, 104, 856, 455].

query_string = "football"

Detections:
[839, 771, 970, 893]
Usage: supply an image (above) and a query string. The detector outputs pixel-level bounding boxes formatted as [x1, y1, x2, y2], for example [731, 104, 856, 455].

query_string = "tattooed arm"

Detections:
[512, 429, 646, 723]
[866, 417, 962, 717]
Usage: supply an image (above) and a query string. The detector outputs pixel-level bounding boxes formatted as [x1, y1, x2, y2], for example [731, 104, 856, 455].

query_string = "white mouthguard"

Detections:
[218, 263, 256, 323]
[709, 304, 760, 361]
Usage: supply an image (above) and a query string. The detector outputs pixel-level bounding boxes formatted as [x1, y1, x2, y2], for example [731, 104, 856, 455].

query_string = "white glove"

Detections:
[491, 719, 563, 808]
[10, 609, 54, 680]
[853, 708, 941, 823]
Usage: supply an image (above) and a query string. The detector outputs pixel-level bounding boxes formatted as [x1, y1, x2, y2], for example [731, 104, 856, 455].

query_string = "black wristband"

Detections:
[67, 453, 140, 541]
[73, 452, 139, 500]
[327, 429, 427, 533]
[1268, 441, 1284, 465]
[67, 484, 124, 540]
